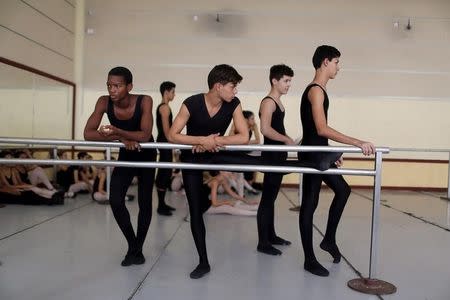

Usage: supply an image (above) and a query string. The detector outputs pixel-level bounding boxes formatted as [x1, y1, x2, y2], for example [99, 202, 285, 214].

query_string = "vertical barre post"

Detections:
[106, 148, 111, 198]
[298, 173, 303, 206]
[447, 152, 450, 200]
[52, 147, 58, 183]
[441, 151, 450, 201]
[347, 151, 396, 295]
[369, 151, 382, 279]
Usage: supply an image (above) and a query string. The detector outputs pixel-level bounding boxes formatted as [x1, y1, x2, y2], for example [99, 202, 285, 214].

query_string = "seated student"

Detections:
[92, 159, 135, 205]
[203, 171, 258, 216]
[77, 152, 96, 192]
[170, 169, 184, 193]
[0, 151, 63, 205]
[55, 151, 75, 197]
[15, 149, 56, 191]
[62, 152, 94, 196]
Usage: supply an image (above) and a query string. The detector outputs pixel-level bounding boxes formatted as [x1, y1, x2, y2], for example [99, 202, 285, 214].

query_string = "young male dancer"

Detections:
[155, 81, 177, 216]
[299, 45, 375, 276]
[84, 67, 156, 266]
[257, 64, 296, 255]
[168, 64, 250, 279]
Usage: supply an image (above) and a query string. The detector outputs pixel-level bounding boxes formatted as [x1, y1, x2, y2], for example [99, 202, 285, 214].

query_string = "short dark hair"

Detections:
[207, 64, 243, 89]
[160, 81, 176, 96]
[0, 150, 13, 158]
[312, 45, 341, 70]
[14, 151, 26, 158]
[108, 66, 133, 84]
[269, 64, 294, 86]
[242, 110, 254, 119]
[77, 151, 88, 159]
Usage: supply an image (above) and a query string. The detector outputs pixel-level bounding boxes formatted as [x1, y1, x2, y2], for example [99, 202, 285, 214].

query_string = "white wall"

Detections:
[0, 0, 74, 81]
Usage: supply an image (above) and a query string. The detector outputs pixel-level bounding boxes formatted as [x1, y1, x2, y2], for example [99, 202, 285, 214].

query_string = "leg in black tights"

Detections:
[320, 173, 351, 263]
[155, 149, 175, 215]
[182, 169, 211, 279]
[299, 171, 350, 276]
[299, 173, 328, 276]
[134, 166, 155, 264]
[109, 167, 137, 266]
[257, 172, 286, 255]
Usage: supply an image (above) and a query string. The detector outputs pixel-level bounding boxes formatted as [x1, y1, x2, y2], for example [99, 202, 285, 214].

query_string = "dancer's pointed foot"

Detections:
[320, 241, 341, 263]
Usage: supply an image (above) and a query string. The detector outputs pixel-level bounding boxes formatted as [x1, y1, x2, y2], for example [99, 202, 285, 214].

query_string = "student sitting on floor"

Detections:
[204, 171, 259, 216]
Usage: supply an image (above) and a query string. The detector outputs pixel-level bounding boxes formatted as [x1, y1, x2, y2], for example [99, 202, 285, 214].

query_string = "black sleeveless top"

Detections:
[260, 96, 286, 145]
[18, 169, 31, 184]
[156, 103, 172, 142]
[93, 175, 104, 193]
[300, 84, 329, 147]
[5, 172, 14, 185]
[107, 95, 156, 161]
[181, 93, 240, 160]
[259, 96, 287, 163]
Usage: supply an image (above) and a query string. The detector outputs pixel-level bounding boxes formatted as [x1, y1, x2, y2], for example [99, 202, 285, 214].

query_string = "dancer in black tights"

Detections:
[299, 45, 375, 276]
[84, 67, 156, 267]
[168, 64, 252, 279]
[155, 81, 177, 216]
[257, 64, 296, 256]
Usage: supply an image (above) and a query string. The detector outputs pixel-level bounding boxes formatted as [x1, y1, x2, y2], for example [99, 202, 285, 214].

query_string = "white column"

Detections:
[74, 0, 85, 139]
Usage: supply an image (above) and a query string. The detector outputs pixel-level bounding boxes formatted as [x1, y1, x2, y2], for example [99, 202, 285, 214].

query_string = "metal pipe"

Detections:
[52, 147, 58, 183]
[447, 152, 450, 200]
[106, 148, 111, 198]
[0, 158, 376, 176]
[0, 137, 389, 154]
[369, 152, 383, 278]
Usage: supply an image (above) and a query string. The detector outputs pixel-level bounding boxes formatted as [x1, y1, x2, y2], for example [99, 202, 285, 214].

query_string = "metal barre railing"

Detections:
[0, 137, 393, 294]
[390, 147, 450, 200]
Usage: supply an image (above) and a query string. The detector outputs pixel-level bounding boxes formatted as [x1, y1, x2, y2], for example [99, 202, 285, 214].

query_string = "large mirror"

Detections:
[0, 57, 75, 139]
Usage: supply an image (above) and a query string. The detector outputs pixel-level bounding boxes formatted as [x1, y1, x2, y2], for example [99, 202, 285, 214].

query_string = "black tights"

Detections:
[110, 165, 155, 254]
[299, 170, 351, 263]
[257, 172, 283, 246]
[155, 149, 173, 208]
[181, 152, 260, 267]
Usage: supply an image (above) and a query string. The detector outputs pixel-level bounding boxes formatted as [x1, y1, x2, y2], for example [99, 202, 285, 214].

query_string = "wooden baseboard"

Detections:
[279, 183, 447, 192]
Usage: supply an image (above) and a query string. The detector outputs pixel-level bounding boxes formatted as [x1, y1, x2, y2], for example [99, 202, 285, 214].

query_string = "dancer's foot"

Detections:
[189, 263, 211, 279]
[257, 244, 282, 255]
[320, 241, 341, 263]
[269, 236, 291, 246]
[157, 207, 173, 216]
[304, 260, 329, 277]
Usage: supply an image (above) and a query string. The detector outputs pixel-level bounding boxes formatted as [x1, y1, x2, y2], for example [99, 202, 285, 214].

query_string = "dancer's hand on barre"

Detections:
[198, 134, 221, 152]
[357, 141, 375, 156]
[284, 136, 296, 145]
[121, 139, 141, 151]
[98, 125, 116, 136]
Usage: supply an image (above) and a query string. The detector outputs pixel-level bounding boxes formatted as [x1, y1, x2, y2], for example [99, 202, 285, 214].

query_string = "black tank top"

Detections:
[259, 96, 287, 163]
[107, 95, 156, 161]
[300, 84, 329, 146]
[260, 96, 286, 145]
[156, 103, 172, 142]
[18, 169, 31, 184]
[5, 172, 14, 185]
[93, 175, 104, 193]
[181, 93, 240, 160]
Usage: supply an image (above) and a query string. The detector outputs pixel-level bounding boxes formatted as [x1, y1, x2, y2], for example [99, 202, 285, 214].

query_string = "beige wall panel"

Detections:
[0, 0, 74, 59]
[0, 27, 73, 81]
[21, 0, 74, 32]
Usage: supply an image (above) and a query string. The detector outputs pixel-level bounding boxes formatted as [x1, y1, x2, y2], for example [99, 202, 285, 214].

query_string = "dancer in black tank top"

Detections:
[84, 67, 156, 267]
[257, 64, 295, 256]
[298, 46, 375, 277]
[168, 64, 256, 279]
[155, 81, 176, 216]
